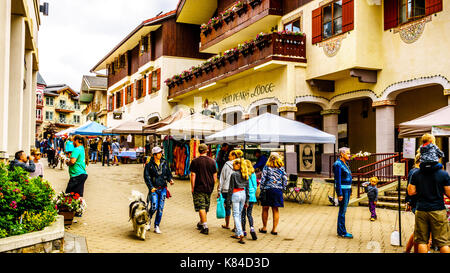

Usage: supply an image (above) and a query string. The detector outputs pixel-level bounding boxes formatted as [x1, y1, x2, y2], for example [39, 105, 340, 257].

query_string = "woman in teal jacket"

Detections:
[241, 159, 258, 240]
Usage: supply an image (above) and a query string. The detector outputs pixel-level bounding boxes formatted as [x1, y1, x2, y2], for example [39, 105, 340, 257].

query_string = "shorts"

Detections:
[192, 192, 212, 212]
[414, 210, 450, 248]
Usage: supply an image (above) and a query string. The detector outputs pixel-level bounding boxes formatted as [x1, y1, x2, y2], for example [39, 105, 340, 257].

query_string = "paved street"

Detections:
[45, 160, 415, 253]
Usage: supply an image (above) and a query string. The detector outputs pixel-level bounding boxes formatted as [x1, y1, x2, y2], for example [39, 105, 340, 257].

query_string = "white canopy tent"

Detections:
[205, 113, 336, 145]
[398, 105, 450, 138]
[103, 120, 145, 134]
[156, 113, 230, 139]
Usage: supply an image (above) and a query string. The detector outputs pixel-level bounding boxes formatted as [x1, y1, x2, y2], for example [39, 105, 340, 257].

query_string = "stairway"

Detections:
[359, 185, 407, 210]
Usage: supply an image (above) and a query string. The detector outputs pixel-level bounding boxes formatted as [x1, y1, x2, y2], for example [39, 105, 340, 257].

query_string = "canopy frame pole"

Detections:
[284, 143, 287, 172]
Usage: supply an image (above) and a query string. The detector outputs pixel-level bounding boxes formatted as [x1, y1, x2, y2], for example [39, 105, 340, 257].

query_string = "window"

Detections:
[45, 111, 53, 121]
[36, 109, 42, 120]
[127, 86, 132, 104]
[116, 91, 122, 108]
[46, 97, 54, 106]
[323, 0, 343, 40]
[59, 113, 66, 123]
[108, 96, 113, 111]
[136, 79, 145, 99]
[74, 101, 80, 110]
[399, 0, 425, 24]
[151, 71, 158, 93]
[140, 34, 150, 55]
[74, 115, 80, 124]
[36, 94, 43, 105]
[284, 19, 301, 33]
[59, 99, 66, 108]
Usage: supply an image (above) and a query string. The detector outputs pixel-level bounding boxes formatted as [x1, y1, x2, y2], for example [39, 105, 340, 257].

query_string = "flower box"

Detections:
[249, 0, 262, 9]
[202, 27, 212, 37]
[202, 63, 213, 73]
[234, 3, 248, 17]
[225, 53, 239, 64]
[193, 69, 203, 78]
[212, 20, 223, 30]
[213, 57, 226, 69]
[240, 43, 255, 57]
[353, 157, 369, 161]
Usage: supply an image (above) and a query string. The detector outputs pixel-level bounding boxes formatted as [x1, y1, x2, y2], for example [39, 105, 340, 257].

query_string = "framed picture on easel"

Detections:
[299, 144, 315, 172]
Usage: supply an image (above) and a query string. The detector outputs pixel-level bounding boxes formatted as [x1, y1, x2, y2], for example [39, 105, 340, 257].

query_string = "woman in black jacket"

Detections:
[143, 147, 174, 234]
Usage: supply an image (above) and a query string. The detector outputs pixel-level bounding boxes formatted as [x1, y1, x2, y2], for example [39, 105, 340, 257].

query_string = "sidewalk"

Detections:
[45, 161, 415, 253]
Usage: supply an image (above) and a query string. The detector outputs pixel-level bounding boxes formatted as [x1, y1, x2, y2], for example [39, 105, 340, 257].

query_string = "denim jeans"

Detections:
[232, 190, 246, 237]
[369, 201, 377, 219]
[337, 189, 351, 236]
[90, 151, 97, 161]
[241, 202, 255, 231]
[147, 188, 167, 227]
[102, 152, 110, 166]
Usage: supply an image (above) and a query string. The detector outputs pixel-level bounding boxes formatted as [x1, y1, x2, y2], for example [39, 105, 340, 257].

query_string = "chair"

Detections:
[283, 174, 300, 202]
[298, 178, 313, 204]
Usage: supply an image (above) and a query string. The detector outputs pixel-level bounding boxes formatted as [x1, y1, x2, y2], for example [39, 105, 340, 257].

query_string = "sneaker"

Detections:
[197, 223, 203, 230]
[338, 233, 353, 239]
[154, 226, 161, 234]
[250, 230, 257, 240]
[200, 227, 209, 235]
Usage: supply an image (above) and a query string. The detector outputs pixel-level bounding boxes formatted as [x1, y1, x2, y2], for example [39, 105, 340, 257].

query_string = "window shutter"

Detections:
[156, 68, 161, 91]
[131, 83, 134, 102]
[342, 0, 354, 33]
[312, 7, 322, 44]
[143, 77, 147, 96]
[384, 0, 398, 30]
[148, 74, 152, 95]
[426, 0, 443, 15]
[122, 89, 125, 106]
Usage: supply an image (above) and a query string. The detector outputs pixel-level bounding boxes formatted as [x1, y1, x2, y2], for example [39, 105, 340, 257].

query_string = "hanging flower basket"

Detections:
[249, 0, 262, 9]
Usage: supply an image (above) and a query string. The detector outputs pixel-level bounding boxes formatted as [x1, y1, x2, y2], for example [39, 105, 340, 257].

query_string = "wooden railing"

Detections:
[168, 32, 306, 99]
[200, 0, 283, 51]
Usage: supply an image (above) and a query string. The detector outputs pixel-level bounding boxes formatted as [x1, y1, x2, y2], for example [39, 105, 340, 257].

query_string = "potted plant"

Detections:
[224, 47, 239, 63]
[255, 32, 269, 49]
[233, 0, 248, 17]
[210, 17, 223, 31]
[181, 70, 193, 82]
[164, 78, 175, 88]
[222, 9, 235, 24]
[192, 65, 203, 78]
[211, 56, 226, 69]
[249, 0, 262, 9]
[202, 60, 213, 73]
[55, 192, 86, 225]
[201, 23, 212, 37]
[239, 40, 255, 57]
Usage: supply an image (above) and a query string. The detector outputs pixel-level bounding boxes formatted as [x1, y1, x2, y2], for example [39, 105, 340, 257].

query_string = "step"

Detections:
[377, 195, 406, 202]
[384, 190, 407, 197]
[359, 201, 406, 210]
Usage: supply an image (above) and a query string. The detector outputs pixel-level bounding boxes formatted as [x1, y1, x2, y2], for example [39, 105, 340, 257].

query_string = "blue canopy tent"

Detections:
[70, 121, 110, 136]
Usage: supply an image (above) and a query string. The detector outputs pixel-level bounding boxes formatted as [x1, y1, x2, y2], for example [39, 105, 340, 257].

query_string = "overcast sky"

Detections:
[38, 0, 179, 91]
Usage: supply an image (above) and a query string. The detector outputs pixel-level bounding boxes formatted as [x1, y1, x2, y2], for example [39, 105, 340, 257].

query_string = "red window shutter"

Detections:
[342, 0, 354, 33]
[111, 95, 115, 111]
[156, 68, 161, 91]
[148, 75, 152, 94]
[426, 0, 443, 15]
[312, 7, 322, 44]
[384, 0, 398, 30]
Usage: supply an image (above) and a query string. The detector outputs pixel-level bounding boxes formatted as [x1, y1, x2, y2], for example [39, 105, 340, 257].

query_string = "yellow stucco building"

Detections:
[167, 0, 449, 174]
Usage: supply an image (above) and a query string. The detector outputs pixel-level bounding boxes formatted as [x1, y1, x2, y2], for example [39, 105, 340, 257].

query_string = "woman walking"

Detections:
[259, 153, 287, 235]
[241, 159, 258, 240]
[218, 149, 244, 229]
[112, 138, 120, 166]
[143, 146, 174, 234]
[333, 147, 353, 239]
[65, 135, 89, 198]
[226, 158, 249, 244]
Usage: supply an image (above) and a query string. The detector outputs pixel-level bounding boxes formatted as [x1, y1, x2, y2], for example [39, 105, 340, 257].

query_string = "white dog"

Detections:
[129, 190, 150, 240]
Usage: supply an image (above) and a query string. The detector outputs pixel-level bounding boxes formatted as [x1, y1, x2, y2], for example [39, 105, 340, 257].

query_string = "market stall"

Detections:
[103, 120, 146, 161]
[155, 113, 230, 178]
[70, 121, 109, 136]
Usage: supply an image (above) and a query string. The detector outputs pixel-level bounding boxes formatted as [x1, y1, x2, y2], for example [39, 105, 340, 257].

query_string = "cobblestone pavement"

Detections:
[45, 160, 414, 253]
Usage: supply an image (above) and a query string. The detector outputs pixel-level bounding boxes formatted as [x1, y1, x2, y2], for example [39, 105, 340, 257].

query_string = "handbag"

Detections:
[216, 193, 226, 219]
[259, 188, 268, 204]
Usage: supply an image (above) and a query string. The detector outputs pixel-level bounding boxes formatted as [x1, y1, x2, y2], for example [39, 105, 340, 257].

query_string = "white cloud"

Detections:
[38, 0, 179, 91]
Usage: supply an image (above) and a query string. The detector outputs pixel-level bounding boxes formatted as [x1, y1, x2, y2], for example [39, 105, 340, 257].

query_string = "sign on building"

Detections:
[299, 144, 315, 172]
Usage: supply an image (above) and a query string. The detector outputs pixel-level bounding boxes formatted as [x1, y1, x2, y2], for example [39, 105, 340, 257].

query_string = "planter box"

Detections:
[0, 215, 65, 253]
[58, 210, 75, 226]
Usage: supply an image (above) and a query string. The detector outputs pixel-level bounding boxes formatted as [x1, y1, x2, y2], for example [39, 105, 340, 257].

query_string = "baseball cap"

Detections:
[152, 146, 162, 154]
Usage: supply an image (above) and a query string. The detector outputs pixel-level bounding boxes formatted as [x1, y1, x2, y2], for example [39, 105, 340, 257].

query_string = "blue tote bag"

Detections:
[216, 193, 226, 219]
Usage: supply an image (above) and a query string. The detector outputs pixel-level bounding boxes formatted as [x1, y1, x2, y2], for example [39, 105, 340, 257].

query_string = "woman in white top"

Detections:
[30, 148, 44, 178]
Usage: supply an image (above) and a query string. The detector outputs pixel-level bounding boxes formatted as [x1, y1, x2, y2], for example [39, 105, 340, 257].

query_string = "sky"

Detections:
[38, 0, 179, 91]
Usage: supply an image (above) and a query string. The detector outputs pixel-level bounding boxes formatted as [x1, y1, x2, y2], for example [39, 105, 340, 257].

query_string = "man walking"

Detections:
[189, 144, 218, 235]
[102, 137, 111, 166]
[408, 161, 450, 253]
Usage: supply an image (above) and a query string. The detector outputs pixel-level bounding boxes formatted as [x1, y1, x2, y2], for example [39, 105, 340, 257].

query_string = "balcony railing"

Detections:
[200, 0, 282, 51]
[53, 118, 77, 127]
[167, 32, 306, 99]
[55, 104, 75, 113]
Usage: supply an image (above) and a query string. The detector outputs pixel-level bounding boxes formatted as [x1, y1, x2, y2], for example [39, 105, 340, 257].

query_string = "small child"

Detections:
[419, 133, 444, 164]
[367, 177, 379, 221]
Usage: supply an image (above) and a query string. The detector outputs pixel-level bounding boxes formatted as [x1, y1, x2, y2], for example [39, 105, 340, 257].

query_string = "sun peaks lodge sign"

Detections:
[222, 83, 275, 105]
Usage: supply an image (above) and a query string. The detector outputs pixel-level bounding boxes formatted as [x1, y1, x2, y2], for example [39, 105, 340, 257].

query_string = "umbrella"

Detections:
[398, 105, 450, 138]
[103, 120, 145, 134]
[71, 121, 108, 136]
[156, 113, 230, 139]
[205, 113, 336, 144]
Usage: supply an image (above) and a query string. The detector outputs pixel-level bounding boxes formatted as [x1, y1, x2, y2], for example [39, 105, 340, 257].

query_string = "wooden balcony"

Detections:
[200, 0, 282, 54]
[55, 104, 75, 113]
[168, 32, 306, 99]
